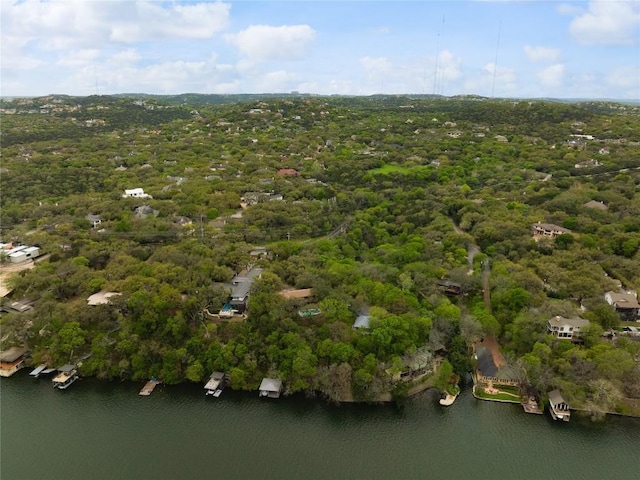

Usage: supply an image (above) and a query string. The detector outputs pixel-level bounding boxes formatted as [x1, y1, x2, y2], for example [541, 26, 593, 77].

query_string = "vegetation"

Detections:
[1, 94, 639, 413]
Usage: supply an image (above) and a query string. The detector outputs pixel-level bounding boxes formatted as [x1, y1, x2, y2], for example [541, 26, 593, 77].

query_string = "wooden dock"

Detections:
[139, 379, 161, 396]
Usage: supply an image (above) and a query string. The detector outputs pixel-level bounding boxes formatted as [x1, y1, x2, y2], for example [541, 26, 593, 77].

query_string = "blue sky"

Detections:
[1, 0, 639, 99]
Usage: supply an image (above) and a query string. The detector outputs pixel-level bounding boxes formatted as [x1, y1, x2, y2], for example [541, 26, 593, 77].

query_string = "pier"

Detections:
[139, 379, 161, 396]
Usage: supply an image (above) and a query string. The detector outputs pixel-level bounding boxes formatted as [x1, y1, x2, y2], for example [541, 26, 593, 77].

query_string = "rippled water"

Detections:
[1, 372, 639, 479]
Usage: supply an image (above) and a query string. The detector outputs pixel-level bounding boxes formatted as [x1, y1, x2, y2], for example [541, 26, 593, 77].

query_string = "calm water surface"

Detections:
[1, 372, 639, 480]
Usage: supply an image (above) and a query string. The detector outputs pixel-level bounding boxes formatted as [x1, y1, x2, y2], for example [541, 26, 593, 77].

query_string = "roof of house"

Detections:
[279, 288, 313, 299]
[259, 377, 282, 392]
[531, 222, 571, 234]
[277, 168, 298, 176]
[548, 389, 567, 406]
[0, 346, 30, 363]
[547, 315, 590, 329]
[402, 346, 433, 371]
[606, 291, 640, 309]
[475, 346, 498, 378]
[353, 315, 370, 330]
[87, 291, 122, 306]
[584, 200, 608, 211]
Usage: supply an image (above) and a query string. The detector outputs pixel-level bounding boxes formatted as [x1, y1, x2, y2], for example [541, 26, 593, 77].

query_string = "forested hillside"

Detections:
[1, 94, 639, 414]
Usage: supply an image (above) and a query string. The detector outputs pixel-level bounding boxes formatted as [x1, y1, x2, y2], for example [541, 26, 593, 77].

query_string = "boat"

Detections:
[204, 372, 226, 396]
[52, 365, 79, 390]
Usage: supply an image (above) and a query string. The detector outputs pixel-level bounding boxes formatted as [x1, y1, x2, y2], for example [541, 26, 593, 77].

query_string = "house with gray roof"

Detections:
[546, 316, 590, 340]
[605, 290, 640, 321]
[259, 378, 283, 398]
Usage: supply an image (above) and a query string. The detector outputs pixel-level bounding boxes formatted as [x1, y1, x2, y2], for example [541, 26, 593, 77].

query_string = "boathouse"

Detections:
[0, 346, 30, 377]
[548, 389, 571, 422]
[259, 378, 283, 398]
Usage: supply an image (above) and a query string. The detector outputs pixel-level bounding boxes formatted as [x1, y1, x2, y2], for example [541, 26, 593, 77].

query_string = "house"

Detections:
[583, 200, 608, 211]
[249, 247, 270, 260]
[8, 246, 40, 263]
[353, 314, 371, 331]
[85, 214, 102, 228]
[1, 298, 35, 314]
[474, 346, 519, 387]
[259, 377, 283, 398]
[546, 316, 590, 340]
[437, 280, 463, 296]
[531, 222, 571, 240]
[277, 168, 299, 177]
[574, 159, 600, 169]
[396, 346, 434, 381]
[220, 268, 263, 316]
[279, 288, 313, 300]
[605, 290, 640, 321]
[0, 346, 30, 377]
[87, 291, 122, 306]
[134, 205, 159, 218]
[548, 389, 571, 421]
[122, 188, 152, 199]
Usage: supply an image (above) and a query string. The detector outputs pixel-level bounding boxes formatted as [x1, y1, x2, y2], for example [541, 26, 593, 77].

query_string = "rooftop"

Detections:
[0, 346, 30, 363]
[547, 316, 590, 329]
[259, 377, 282, 393]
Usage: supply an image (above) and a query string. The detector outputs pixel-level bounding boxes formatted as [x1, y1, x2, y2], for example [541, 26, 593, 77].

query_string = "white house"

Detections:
[122, 188, 152, 199]
[547, 316, 590, 340]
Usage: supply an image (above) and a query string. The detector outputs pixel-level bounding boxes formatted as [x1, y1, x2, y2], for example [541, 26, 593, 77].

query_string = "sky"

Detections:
[1, 0, 639, 99]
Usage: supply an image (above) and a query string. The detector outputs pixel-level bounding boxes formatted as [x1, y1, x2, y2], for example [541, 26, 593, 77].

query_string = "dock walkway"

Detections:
[139, 379, 161, 396]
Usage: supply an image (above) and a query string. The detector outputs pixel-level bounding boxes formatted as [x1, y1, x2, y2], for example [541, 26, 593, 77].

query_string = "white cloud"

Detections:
[108, 49, 142, 67]
[57, 49, 100, 67]
[557, 3, 584, 16]
[537, 64, 565, 88]
[253, 70, 300, 92]
[524, 45, 561, 63]
[225, 25, 316, 61]
[569, 1, 640, 45]
[0, 1, 230, 50]
[360, 56, 394, 75]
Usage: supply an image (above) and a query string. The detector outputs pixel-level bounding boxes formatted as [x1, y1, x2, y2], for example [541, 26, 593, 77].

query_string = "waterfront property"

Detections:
[548, 389, 571, 422]
[259, 378, 283, 398]
[52, 365, 79, 389]
[0, 346, 30, 377]
[204, 372, 226, 397]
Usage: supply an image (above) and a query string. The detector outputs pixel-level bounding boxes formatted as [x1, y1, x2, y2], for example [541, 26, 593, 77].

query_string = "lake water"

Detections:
[1, 371, 639, 480]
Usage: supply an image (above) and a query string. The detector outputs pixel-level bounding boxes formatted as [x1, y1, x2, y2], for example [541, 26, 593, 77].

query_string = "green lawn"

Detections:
[474, 388, 522, 403]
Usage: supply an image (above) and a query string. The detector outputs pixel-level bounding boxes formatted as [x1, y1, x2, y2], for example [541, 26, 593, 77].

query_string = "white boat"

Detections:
[52, 365, 79, 390]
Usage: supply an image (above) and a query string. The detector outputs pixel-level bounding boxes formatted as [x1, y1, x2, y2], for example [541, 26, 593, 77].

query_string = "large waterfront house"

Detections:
[219, 268, 263, 317]
[604, 290, 640, 321]
[548, 389, 571, 421]
[474, 346, 520, 387]
[546, 316, 590, 341]
[0, 346, 30, 377]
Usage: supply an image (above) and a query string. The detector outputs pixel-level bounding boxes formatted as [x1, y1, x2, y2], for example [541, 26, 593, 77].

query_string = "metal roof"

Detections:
[259, 378, 282, 393]
[0, 346, 29, 363]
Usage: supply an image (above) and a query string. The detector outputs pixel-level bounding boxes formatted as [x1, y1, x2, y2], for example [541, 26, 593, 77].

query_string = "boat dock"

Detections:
[139, 379, 161, 396]
[30, 364, 57, 377]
